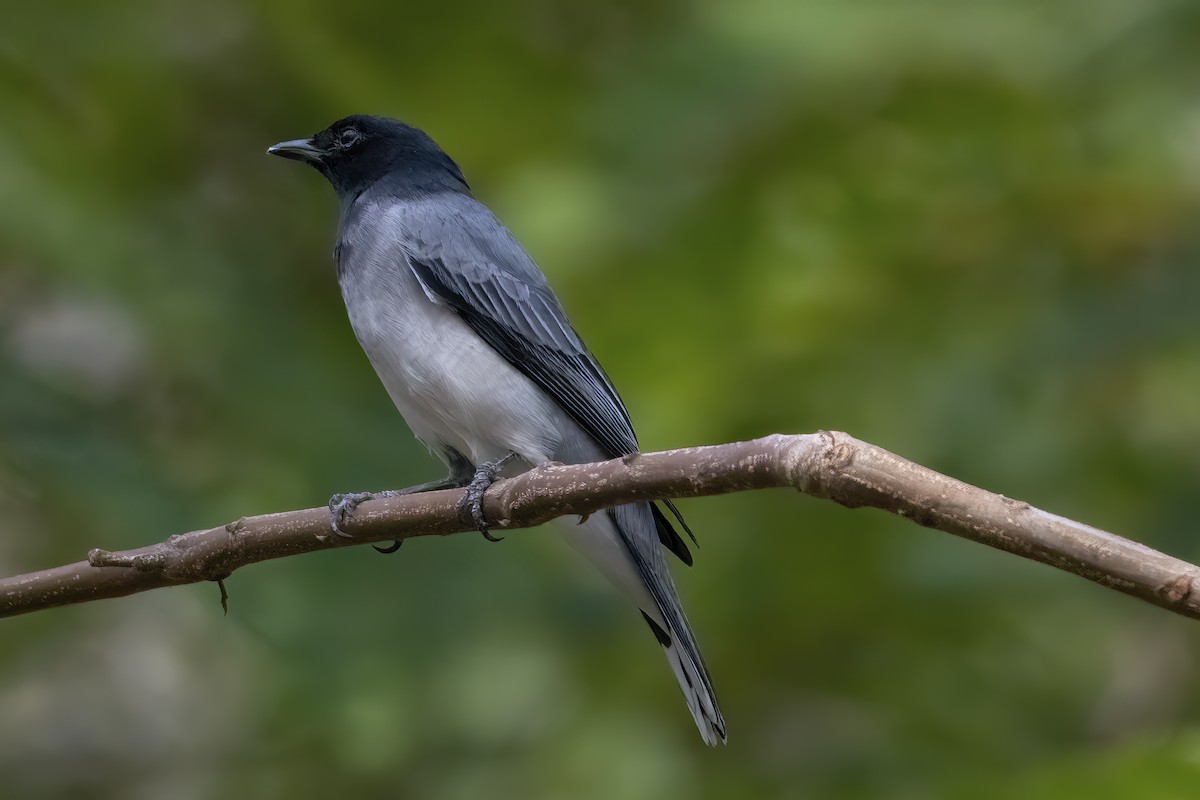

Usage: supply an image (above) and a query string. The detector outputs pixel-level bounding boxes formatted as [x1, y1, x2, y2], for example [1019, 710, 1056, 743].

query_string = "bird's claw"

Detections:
[328, 491, 374, 538]
[459, 452, 519, 542]
[325, 486, 429, 552]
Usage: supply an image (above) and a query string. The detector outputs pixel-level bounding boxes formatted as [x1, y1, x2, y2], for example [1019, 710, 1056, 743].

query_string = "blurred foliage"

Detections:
[2, 0, 1200, 798]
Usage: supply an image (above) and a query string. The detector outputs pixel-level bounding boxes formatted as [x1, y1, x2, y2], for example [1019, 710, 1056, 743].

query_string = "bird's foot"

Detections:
[328, 488, 408, 542]
[459, 452, 520, 541]
[327, 491, 380, 539]
[328, 490, 406, 553]
[326, 469, 479, 552]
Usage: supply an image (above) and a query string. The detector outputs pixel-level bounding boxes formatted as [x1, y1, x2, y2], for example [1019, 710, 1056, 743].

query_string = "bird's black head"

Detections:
[268, 115, 469, 200]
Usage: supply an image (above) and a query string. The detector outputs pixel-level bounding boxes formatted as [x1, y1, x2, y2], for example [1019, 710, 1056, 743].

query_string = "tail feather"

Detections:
[651, 502, 693, 566]
[660, 638, 726, 746]
[558, 503, 726, 745]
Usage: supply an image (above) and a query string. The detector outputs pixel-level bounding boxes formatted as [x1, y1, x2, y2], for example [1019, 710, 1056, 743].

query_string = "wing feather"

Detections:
[401, 201, 693, 564]
[406, 260, 637, 457]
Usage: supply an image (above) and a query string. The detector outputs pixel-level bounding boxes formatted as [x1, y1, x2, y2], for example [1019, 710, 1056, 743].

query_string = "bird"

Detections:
[268, 115, 725, 745]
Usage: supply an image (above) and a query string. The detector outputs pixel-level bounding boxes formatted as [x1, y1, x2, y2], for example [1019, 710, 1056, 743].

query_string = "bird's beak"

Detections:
[267, 138, 324, 163]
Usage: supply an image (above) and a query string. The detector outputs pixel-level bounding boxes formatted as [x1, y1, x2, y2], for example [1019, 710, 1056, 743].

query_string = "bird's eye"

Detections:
[335, 129, 362, 150]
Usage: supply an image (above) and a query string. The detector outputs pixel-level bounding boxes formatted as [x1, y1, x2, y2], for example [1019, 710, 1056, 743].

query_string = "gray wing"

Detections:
[400, 196, 696, 563]
[404, 198, 637, 459]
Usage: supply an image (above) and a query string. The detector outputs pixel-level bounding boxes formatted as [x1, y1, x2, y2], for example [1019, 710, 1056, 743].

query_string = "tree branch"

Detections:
[2, 432, 1197, 620]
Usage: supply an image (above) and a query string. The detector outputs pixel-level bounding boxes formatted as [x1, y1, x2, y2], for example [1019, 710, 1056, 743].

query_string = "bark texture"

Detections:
[2, 432, 1196, 620]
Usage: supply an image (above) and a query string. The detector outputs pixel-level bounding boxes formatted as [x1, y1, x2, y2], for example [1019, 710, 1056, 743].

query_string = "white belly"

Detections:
[339, 255, 561, 468]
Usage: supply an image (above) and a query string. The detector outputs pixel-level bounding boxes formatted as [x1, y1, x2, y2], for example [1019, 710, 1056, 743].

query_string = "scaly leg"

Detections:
[328, 448, 475, 551]
[458, 451, 520, 542]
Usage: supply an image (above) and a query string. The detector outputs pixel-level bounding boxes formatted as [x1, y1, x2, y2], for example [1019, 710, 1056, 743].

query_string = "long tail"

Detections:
[557, 502, 726, 745]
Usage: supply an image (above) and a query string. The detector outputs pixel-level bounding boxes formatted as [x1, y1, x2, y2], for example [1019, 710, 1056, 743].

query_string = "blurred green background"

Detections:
[3, 1, 1200, 797]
